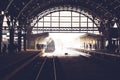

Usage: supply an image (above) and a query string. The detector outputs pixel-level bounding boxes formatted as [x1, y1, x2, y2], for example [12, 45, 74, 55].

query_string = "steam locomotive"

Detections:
[36, 40, 55, 53]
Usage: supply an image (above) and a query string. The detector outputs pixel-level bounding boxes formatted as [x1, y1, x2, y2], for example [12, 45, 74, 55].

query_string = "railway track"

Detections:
[35, 56, 57, 80]
[1, 51, 120, 80]
[1, 55, 59, 80]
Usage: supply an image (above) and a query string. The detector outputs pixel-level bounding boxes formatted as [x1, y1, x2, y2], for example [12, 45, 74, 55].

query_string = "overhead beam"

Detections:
[16, 0, 34, 19]
[32, 27, 98, 32]
[110, 0, 118, 5]
[114, 5, 120, 9]
[5, 0, 14, 12]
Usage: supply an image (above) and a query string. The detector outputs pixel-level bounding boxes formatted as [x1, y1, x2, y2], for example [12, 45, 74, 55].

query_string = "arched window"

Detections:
[32, 11, 99, 34]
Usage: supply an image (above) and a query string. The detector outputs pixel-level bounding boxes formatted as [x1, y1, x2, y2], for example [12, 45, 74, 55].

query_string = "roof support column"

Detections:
[99, 22, 105, 49]
[9, 27, 14, 47]
[26, 26, 32, 49]
[18, 28, 22, 52]
[0, 14, 4, 54]
[106, 19, 113, 52]
[100, 36, 105, 49]
[7, 17, 15, 54]
[23, 31, 27, 51]
[116, 19, 120, 52]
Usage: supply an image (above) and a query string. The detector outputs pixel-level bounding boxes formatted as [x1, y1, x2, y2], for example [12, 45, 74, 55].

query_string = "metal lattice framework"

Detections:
[0, 0, 120, 34]
[32, 27, 98, 33]
[31, 6, 100, 27]
[1, 0, 120, 31]
[31, 10, 99, 33]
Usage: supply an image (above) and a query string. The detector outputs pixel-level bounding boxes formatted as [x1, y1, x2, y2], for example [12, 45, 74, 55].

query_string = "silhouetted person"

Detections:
[86, 44, 88, 49]
[84, 43, 85, 49]
[89, 43, 92, 50]
[36, 44, 40, 49]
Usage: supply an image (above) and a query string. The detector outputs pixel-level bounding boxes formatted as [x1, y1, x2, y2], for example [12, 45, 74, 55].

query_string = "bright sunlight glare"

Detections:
[42, 33, 91, 57]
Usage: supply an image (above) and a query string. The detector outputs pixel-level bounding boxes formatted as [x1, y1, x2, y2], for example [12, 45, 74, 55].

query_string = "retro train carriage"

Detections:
[36, 44, 46, 53]
[45, 40, 55, 53]
[36, 40, 55, 53]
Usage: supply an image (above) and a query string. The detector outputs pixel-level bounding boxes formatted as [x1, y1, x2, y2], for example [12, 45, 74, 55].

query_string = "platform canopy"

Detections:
[80, 33, 102, 41]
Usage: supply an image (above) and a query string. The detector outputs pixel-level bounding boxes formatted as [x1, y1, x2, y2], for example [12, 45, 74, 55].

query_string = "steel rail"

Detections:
[35, 56, 57, 80]
[35, 57, 47, 80]
[53, 56, 57, 80]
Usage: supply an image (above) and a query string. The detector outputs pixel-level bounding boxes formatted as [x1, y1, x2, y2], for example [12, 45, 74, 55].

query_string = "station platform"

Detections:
[71, 48, 120, 64]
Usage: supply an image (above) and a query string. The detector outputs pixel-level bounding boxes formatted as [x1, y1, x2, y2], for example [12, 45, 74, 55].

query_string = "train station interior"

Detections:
[0, 0, 120, 80]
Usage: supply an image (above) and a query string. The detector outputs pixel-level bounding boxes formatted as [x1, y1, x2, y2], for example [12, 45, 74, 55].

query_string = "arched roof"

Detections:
[31, 6, 100, 27]
[0, 0, 120, 22]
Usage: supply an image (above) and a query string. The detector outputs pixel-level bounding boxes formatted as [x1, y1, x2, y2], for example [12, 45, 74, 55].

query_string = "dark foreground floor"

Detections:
[0, 52, 120, 80]
[58, 56, 120, 80]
